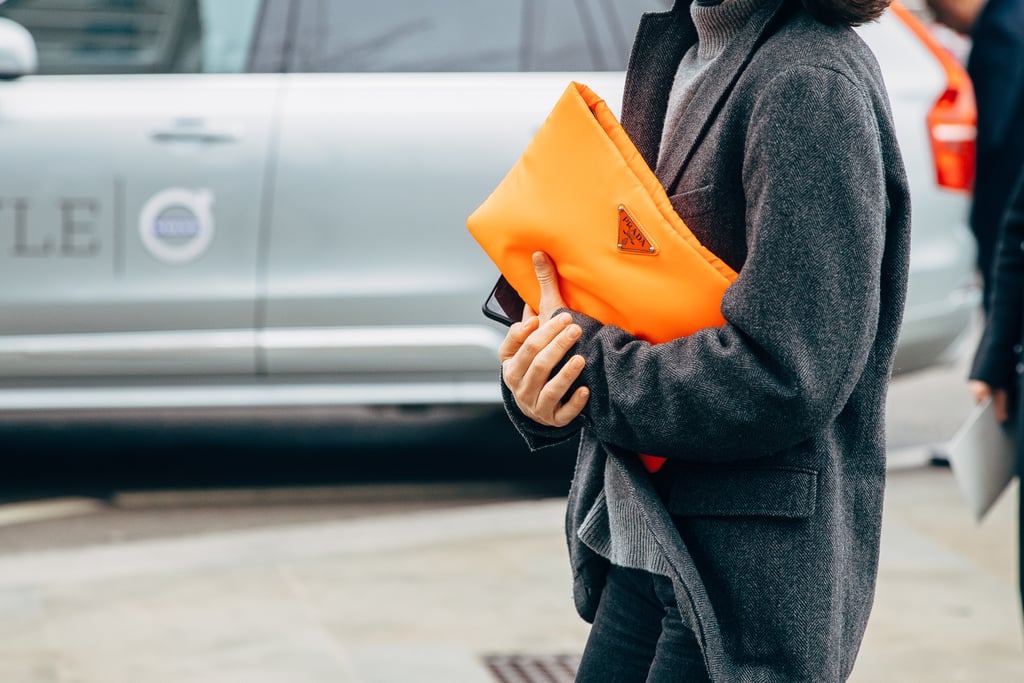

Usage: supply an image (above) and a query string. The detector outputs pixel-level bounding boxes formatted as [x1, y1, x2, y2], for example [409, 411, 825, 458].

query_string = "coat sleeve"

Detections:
[971, 169, 1024, 390]
[548, 66, 889, 463]
[500, 371, 583, 450]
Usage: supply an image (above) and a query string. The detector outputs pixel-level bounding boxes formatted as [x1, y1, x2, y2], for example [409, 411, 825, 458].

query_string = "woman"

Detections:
[968, 167, 1024, 624]
[498, 0, 910, 680]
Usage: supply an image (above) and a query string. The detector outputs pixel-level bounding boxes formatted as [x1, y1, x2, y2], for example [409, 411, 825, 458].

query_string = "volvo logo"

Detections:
[138, 188, 215, 264]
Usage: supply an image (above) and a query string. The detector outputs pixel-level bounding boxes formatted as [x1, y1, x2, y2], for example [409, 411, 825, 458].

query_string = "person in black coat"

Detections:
[971, 0, 1024, 310]
[969, 166, 1024, 623]
[929, 0, 1024, 310]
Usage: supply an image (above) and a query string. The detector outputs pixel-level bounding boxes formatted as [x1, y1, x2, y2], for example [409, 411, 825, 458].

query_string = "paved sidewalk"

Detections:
[0, 461, 1021, 682]
[855, 466, 1023, 682]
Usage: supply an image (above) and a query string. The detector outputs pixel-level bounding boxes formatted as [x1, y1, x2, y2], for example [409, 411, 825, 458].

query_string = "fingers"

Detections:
[519, 320, 582, 393]
[502, 312, 574, 384]
[993, 389, 1009, 423]
[536, 353, 585, 410]
[515, 352, 589, 427]
[553, 385, 591, 426]
[544, 358, 590, 426]
[497, 300, 538, 367]
[499, 315, 538, 362]
[501, 310, 590, 428]
[968, 380, 1010, 424]
[968, 380, 992, 404]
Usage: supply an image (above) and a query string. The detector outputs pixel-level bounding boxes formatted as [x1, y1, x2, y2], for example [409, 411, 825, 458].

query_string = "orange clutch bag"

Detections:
[467, 82, 738, 473]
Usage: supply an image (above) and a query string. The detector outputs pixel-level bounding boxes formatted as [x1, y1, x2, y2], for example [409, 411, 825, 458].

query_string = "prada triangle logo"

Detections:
[617, 205, 657, 255]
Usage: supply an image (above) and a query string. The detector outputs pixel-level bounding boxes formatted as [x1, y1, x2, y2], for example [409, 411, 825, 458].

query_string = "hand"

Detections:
[498, 252, 589, 427]
[969, 380, 1009, 423]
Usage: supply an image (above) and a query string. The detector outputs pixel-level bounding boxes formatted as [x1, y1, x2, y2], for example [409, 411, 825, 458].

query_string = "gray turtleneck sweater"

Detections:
[658, 0, 763, 170]
[578, 0, 764, 578]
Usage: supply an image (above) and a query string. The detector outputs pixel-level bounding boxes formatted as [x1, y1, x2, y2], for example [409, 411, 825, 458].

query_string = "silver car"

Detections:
[0, 0, 977, 420]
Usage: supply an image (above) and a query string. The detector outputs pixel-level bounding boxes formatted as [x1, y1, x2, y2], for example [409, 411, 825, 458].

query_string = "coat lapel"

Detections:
[652, 0, 791, 190]
[620, 2, 694, 172]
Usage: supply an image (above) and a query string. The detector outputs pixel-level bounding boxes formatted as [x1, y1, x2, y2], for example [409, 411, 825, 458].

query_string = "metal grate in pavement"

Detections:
[483, 654, 580, 683]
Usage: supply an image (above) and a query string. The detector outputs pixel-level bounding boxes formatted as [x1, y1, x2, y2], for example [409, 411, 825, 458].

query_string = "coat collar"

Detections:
[621, 0, 794, 189]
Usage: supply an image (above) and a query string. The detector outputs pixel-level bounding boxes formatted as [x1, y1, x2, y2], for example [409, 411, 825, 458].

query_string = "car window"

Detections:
[0, 0, 264, 74]
[290, 0, 672, 73]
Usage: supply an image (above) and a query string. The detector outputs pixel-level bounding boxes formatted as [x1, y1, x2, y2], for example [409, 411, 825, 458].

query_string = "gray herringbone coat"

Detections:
[502, 0, 911, 680]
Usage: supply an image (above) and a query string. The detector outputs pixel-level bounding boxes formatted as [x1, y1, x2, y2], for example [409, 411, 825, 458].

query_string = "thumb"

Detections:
[532, 251, 565, 320]
[533, 251, 557, 289]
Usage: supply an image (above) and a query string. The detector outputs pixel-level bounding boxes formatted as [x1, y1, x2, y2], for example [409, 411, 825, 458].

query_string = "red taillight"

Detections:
[891, 2, 977, 193]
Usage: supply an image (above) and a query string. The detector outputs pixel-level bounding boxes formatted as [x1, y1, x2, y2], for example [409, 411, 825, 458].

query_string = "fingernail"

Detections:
[579, 388, 590, 399]
[572, 356, 585, 369]
[532, 252, 546, 267]
[567, 325, 581, 340]
[559, 313, 572, 326]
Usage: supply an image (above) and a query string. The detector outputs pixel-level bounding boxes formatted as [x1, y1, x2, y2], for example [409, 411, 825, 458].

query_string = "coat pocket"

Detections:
[669, 465, 829, 662]
[667, 465, 818, 519]
[668, 184, 719, 220]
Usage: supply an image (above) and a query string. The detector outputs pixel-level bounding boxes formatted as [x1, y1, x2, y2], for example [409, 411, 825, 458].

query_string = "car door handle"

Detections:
[150, 128, 239, 144]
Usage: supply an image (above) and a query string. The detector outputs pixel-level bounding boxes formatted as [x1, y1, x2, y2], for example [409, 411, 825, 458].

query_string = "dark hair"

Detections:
[801, 0, 891, 25]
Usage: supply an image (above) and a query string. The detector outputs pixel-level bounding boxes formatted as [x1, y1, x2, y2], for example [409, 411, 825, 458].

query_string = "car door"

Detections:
[0, 0, 285, 380]
[260, 0, 669, 405]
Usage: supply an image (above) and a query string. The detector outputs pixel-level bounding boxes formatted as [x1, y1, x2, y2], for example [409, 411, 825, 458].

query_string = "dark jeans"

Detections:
[575, 564, 710, 682]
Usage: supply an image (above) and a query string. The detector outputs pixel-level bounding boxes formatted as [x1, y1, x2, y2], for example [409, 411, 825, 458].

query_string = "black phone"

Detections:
[482, 275, 526, 326]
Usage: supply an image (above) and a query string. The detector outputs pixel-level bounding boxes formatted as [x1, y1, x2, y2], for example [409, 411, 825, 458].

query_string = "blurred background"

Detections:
[0, 0, 1020, 681]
